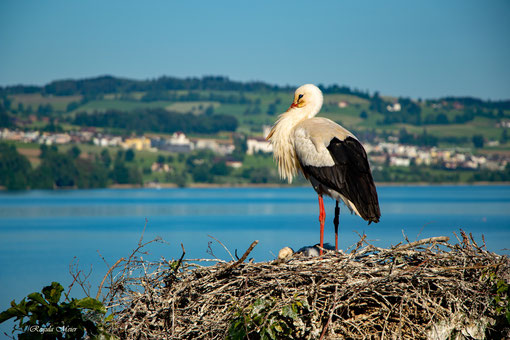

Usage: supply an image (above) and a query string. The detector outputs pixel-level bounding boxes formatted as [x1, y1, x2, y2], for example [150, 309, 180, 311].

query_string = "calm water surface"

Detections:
[0, 185, 509, 333]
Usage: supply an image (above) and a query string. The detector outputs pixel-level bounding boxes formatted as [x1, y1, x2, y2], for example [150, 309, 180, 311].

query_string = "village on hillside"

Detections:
[2, 125, 507, 175]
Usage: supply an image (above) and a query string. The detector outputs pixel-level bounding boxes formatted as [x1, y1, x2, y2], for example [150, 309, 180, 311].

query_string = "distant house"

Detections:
[76, 130, 93, 143]
[39, 133, 71, 145]
[123, 136, 151, 150]
[23, 131, 40, 143]
[52, 133, 72, 144]
[1, 129, 23, 141]
[499, 121, 510, 128]
[226, 160, 243, 168]
[193, 138, 235, 155]
[338, 101, 349, 108]
[386, 102, 401, 112]
[369, 154, 387, 164]
[151, 162, 172, 173]
[93, 135, 122, 147]
[152, 132, 193, 153]
[390, 156, 410, 167]
[246, 137, 272, 155]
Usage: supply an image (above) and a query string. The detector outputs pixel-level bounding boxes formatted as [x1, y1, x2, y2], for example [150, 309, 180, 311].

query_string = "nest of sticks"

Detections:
[103, 230, 510, 339]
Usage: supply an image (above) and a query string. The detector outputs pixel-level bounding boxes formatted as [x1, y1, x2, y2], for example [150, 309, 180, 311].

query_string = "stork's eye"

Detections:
[298, 94, 304, 100]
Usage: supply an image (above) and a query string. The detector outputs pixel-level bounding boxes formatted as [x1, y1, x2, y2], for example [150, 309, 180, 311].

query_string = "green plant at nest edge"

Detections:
[228, 296, 314, 340]
[0, 281, 114, 339]
[483, 270, 510, 338]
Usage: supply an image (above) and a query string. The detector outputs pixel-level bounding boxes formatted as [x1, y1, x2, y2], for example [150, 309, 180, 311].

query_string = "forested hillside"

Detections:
[1, 75, 509, 189]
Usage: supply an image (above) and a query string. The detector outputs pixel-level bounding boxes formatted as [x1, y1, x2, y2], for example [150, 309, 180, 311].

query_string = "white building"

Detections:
[338, 101, 349, 108]
[93, 136, 122, 147]
[386, 102, 401, 112]
[169, 132, 191, 146]
[42, 133, 71, 145]
[390, 156, 411, 167]
[246, 137, 272, 155]
[193, 139, 234, 155]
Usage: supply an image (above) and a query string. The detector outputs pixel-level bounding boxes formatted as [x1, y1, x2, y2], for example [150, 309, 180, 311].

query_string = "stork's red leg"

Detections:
[334, 201, 340, 251]
[318, 195, 325, 255]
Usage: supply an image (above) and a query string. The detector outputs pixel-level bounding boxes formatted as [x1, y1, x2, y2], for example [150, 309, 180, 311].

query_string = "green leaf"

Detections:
[42, 282, 64, 304]
[265, 325, 276, 340]
[300, 298, 311, 311]
[251, 299, 269, 317]
[42, 282, 64, 303]
[0, 308, 20, 323]
[273, 322, 283, 333]
[12, 302, 28, 316]
[47, 305, 58, 317]
[27, 292, 49, 307]
[281, 305, 298, 321]
[228, 318, 247, 340]
[74, 297, 106, 313]
[496, 282, 508, 294]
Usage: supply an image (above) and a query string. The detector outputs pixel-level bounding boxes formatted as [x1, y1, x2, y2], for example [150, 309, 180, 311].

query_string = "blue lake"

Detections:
[0, 185, 509, 335]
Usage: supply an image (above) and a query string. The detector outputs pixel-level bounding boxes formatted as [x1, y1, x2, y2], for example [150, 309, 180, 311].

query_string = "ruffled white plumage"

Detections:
[267, 84, 324, 183]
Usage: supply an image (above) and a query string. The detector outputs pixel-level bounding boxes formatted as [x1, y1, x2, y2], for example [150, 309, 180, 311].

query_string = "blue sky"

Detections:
[1, 0, 509, 99]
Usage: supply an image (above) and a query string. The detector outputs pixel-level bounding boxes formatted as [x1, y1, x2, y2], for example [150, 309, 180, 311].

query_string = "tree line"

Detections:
[0, 76, 282, 96]
[73, 108, 238, 134]
[0, 75, 372, 100]
[0, 143, 142, 190]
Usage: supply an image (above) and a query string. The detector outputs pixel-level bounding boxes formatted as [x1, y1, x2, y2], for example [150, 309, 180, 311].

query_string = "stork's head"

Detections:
[289, 84, 323, 118]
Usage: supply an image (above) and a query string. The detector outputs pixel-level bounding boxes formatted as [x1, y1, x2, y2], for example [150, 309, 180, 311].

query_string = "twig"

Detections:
[174, 243, 186, 273]
[227, 240, 259, 270]
[68, 259, 93, 298]
[394, 236, 449, 251]
[139, 218, 148, 246]
[66, 267, 80, 301]
[415, 221, 436, 241]
[319, 285, 338, 340]
[460, 229, 470, 247]
[208, 235, 235, 261]
[452, 231, 462, 244]
[96, 257, 125, 300]
[402, 229, 410, 244]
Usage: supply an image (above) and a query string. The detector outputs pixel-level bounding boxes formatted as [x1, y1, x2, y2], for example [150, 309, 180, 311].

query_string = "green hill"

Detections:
[2, 75, 509, 147]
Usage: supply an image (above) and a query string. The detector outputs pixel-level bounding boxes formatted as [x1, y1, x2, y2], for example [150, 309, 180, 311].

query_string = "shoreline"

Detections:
[78, 181, 510, 189]
[2, 181, 508, 191]
[108, 181, 510, 189]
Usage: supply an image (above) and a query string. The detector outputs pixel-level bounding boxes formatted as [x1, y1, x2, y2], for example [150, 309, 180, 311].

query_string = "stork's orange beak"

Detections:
[290, 102, 298, 108]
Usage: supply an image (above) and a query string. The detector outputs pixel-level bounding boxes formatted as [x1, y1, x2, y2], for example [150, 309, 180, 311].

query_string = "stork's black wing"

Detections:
[301, 137, 380, 223]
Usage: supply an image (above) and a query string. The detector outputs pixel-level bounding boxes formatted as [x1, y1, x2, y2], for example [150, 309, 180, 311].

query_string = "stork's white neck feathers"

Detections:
[267, 84, 324, 183]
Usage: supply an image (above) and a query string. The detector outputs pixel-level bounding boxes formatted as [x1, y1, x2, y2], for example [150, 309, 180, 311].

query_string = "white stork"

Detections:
[266, 84, 380, 255]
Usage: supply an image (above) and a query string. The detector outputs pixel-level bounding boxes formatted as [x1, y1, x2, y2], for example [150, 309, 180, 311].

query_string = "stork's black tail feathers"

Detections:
[327, 137, 380, 223]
